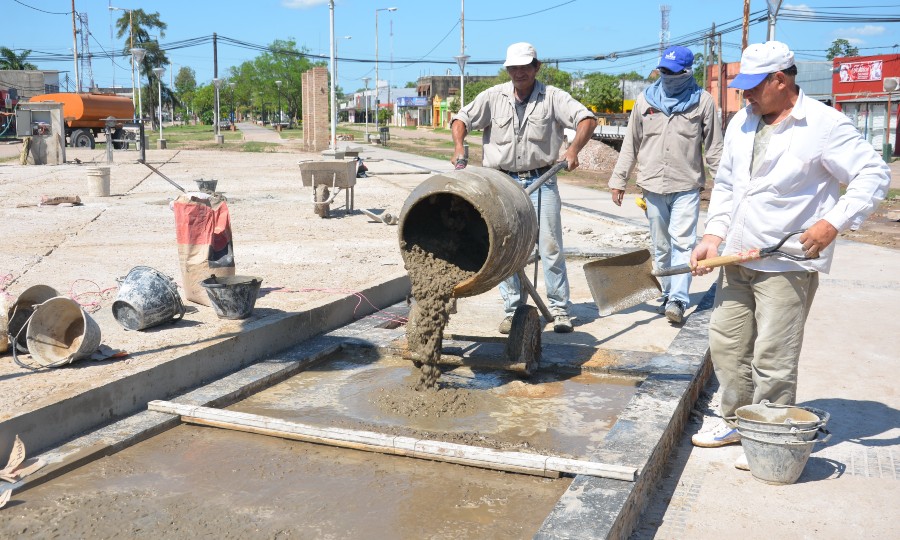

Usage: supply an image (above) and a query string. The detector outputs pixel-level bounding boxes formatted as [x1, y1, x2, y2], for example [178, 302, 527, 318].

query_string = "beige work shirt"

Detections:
[452, 81, 595, 171]
[609, 91, 722, 194]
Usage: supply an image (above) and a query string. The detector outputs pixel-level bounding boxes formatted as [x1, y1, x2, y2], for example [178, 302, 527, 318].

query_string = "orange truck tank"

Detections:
[29, 92, 135, 148]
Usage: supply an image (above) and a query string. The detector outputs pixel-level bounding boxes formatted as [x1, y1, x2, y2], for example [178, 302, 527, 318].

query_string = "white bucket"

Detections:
[22, 297, 101, 368]
[87, 167, 111, 197]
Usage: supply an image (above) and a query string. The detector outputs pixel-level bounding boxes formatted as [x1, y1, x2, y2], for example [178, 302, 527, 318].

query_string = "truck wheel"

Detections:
[70, 129, 95, 149]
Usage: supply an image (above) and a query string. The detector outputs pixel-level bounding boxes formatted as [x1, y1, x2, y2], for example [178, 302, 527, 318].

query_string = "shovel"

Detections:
[584, 230, 814, 316]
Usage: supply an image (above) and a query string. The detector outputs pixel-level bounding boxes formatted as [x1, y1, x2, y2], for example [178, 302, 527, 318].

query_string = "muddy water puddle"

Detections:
[230, 349, 640, 458]
[0, 425, 566, 539]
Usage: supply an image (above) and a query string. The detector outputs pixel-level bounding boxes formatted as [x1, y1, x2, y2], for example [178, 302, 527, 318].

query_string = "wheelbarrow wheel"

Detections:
[505, 304, 541, 377]
[314, 184, 330, 218]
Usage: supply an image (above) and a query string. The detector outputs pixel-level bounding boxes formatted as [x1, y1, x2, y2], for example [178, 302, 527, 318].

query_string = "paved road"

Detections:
[235, 122, 288, 144]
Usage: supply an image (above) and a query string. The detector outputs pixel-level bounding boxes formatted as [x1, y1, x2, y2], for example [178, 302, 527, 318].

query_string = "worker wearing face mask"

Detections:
[608, 45, 723, 324]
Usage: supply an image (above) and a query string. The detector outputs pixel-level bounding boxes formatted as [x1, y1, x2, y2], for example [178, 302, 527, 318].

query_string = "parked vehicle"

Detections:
[28, 92, 135, 149]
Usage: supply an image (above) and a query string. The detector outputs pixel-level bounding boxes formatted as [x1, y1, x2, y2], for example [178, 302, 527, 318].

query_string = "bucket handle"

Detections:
[761, 400, 831, 427]
[780, 427, 831, 446]
[10, 300, 79, 371]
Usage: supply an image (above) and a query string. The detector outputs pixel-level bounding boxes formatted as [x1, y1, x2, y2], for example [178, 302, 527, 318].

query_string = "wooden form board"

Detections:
[149, 400, 637, 482]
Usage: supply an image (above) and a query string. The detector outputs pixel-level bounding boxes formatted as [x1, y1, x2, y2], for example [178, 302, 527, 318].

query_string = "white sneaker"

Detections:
[734, 452, 750, 471]
[691, 422, 741, 448]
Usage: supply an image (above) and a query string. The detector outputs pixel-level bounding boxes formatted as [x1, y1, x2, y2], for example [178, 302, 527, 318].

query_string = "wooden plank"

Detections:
[149, 400, 636, 482]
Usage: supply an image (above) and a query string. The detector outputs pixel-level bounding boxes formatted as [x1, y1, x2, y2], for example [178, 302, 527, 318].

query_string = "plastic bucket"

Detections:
[740, 428, 830, 485]
[23, 297, 102, 368]
[7, 285, 61, 352]
[195, 179, 218, 193]
[200, 275, 262, 319]
[735, 401, 829, 433]
[87, 166, 111, 197]
[112, 266, 185, 330]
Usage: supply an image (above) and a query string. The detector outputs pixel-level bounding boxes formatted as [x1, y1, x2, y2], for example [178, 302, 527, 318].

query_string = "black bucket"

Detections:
[200, 275, 263, 319]
[112, 266, 185, 330]
[195, 179, 218, 193]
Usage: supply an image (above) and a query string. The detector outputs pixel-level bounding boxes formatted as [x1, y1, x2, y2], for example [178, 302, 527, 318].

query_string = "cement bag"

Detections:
[173, 193, 235, 306]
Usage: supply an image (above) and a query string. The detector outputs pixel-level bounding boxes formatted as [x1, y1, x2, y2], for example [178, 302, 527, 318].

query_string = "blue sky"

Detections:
[6, 0, 900, 92]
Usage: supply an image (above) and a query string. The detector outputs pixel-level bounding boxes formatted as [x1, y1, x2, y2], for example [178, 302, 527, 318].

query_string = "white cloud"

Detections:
[281, 0, 329, 8]
[844, 38, 865, 46]
[848, 25, 886, 36]
[783, 4, 814, 15]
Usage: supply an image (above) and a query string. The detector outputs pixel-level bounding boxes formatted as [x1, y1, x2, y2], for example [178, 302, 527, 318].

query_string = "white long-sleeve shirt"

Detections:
[706, 89, 890, 273]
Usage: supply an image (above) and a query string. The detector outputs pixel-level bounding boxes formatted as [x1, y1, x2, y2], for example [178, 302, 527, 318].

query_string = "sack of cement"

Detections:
[173, 193, 235, 306]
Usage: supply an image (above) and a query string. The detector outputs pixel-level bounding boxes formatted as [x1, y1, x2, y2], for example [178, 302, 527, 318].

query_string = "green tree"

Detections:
[227, 39, 319, 125]
[114, 9, 170, 126]
[174, 66, 196, 121]
[405, 81, 416, 88]
[0, 47, 37, 70]
[448, 96, 461, 114]
[619, 71, 645, 81]
[573, 73, 622, 112]
[826, 38, 859, 60]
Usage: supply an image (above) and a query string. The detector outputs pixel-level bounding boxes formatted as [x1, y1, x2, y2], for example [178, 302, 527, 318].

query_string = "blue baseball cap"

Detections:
[658, 46, 694, 73]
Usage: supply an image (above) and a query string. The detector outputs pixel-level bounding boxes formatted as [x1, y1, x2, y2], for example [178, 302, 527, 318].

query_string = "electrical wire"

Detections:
[467, 0, 578, 22]
[12, 0, 70, 15]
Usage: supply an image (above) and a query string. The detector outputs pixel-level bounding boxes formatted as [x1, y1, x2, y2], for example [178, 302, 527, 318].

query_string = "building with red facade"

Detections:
[833, 53, 900, 155]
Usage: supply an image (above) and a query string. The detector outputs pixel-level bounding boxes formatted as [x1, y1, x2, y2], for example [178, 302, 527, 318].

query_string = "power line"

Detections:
[12, 0, 70, 15]
[467, 0, 577, 22]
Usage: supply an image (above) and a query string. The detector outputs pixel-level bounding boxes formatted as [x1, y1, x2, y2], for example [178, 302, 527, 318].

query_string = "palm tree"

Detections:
[0, 47, 37, 70]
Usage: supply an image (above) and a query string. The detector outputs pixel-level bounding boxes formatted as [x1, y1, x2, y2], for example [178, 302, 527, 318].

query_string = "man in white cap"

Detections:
[608, 45, 723, 324]
[451, 42, 597, 334]
[689, 41, 889, 469]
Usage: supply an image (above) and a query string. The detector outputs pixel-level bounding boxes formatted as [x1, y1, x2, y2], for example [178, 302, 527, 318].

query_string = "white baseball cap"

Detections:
[729, 41, 795, 90]
[504, 42, 538, 67]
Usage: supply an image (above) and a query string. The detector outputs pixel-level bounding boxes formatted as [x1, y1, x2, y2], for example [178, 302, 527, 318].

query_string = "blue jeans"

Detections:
[499, 173, 570, 317]
[643, 189, 700, 307]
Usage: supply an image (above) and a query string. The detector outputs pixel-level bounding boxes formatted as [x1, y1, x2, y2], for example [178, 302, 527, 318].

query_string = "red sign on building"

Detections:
[838, 60, 883, 83]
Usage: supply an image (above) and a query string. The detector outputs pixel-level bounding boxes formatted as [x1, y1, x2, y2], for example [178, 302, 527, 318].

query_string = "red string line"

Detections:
[69, 279, 118, 313]
[266, 286, 408, 324]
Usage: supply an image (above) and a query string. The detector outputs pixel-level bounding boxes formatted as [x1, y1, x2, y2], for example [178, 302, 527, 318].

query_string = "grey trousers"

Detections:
[709, 265, 819, 422]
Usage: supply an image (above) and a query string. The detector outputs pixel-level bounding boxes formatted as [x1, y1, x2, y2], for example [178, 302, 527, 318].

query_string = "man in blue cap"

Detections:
[689, 41, 889, 470]
[609, 45, 723, 324]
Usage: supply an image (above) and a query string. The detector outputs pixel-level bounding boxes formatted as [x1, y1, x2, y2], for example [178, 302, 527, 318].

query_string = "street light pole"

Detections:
[362, 76, 371, 140]
[275, 80, 283, 130]
[130, 47, 146, 122]
[374, 7, 398, 137]
[152, 66, 165, 148]
[229, 82, 236, 127]
[213, 77, 223, 144]
[109, 6, 134, 119]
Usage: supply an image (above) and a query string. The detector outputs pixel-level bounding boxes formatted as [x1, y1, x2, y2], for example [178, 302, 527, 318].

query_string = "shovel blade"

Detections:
[583, 250, 662, 316]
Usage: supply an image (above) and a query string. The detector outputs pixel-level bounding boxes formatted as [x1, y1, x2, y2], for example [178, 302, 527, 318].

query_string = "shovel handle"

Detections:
[653, 252, 763, 277]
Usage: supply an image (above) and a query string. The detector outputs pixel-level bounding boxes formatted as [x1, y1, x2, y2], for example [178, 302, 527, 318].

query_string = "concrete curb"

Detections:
[536, 285, 715, 539]
[0, 273, 411, 462]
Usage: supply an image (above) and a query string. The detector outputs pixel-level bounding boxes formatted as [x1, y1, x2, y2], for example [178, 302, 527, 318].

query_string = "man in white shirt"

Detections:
[688, 42, 890, 468]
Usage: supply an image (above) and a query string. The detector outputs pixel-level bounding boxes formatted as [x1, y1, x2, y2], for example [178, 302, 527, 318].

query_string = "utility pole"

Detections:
[702, 26, 709, 91]
[329, 0, 337, 148]
[71, 0, 80, 93]
[742, 0, 751, 50]
[718, 29, 726, 128]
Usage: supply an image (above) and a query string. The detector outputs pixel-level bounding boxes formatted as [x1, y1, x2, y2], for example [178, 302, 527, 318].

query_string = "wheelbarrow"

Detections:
[397, 161, 568, 377]
[298, 159, 357, 218]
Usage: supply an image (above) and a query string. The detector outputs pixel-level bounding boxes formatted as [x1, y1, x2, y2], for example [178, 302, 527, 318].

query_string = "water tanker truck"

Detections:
[28, 92, 135, 149]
